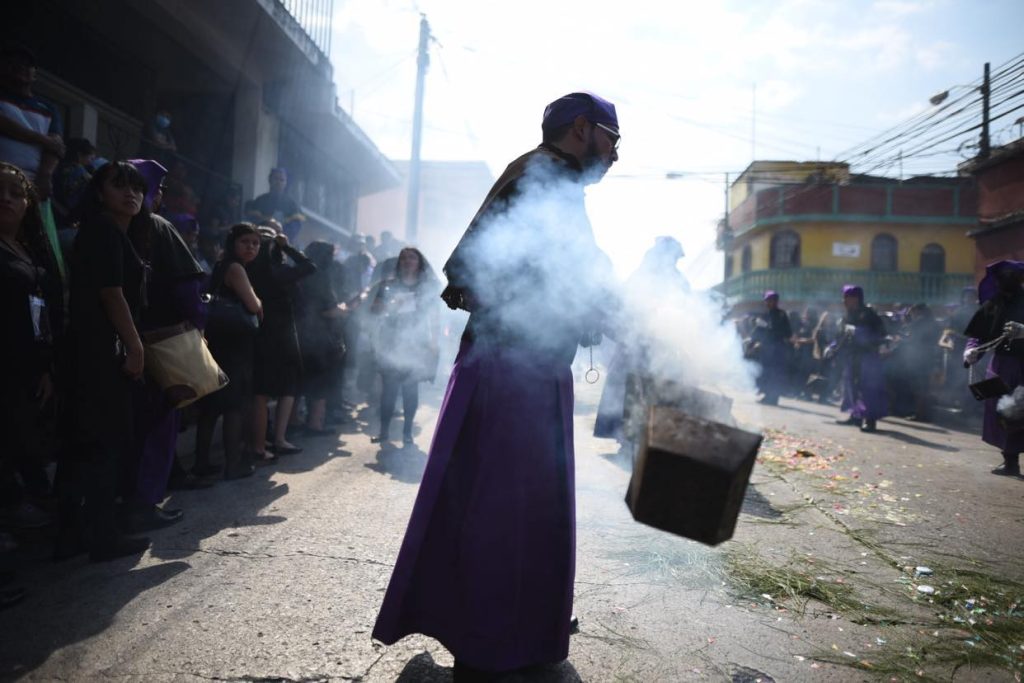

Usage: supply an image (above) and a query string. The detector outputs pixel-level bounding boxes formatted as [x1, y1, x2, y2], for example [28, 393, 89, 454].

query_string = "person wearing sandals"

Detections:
[248, 225, 316, 462]
[193, 223, 263, 480]
[369, 247, 440, 447]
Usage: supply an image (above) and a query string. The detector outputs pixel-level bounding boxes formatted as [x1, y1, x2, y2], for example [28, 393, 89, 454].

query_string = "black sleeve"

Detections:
[271, 244, 317, 286]
[77, 222, 124, 289]
[964, 303, 998, 341]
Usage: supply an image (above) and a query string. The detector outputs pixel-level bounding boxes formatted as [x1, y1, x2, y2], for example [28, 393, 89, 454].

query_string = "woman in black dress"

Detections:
[370, 247, 440, 446]
[60, 161, 151, 561]
[248, 228, 315, 461]
[193, 223, 263, 479]
[0, 163, 61, 530]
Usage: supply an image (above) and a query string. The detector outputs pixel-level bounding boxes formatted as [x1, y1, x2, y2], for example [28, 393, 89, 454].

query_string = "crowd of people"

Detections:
[0, 43, 445, 609]
[742, 277, 1024, 467]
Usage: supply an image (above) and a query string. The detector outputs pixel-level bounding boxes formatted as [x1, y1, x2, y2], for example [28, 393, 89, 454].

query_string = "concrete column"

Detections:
[232, 81, 280, 202]
[68, 102, 99, 143]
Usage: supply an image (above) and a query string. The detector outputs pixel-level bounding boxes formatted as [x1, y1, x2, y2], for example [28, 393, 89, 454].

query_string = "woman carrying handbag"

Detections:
[193, 223, 263, 480]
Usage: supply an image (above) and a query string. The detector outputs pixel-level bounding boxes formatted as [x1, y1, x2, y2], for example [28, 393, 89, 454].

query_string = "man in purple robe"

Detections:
[752, 290, 792, 406]
[372, 92, 620, 679]
[963, 260, 1024, 477]
[832, 284, 888, 433]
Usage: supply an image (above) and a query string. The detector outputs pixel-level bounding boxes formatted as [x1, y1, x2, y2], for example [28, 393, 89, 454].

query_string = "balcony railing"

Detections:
[715, 268, 974, 306]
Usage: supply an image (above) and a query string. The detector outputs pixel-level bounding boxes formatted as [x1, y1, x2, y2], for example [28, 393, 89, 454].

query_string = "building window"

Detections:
[871, 234, 898, 272]
[920, 243, 946, 274]
[770, 230, 800, 269]
[724, 254, 734, 279]
[741, 245, 752, 273]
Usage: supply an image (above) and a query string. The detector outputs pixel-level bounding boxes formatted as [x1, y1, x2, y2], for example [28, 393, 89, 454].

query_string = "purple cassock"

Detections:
[838, 286, 888, 421]
[372, 141, 617, 671]
[964, 261, 1024, 455]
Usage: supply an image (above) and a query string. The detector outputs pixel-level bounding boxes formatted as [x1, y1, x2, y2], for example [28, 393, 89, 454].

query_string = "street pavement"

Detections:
[2, 370, 1023, 682]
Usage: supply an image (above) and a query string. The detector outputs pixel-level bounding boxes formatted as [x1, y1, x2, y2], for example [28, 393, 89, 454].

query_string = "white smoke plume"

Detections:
[996, 386, 1024, 423]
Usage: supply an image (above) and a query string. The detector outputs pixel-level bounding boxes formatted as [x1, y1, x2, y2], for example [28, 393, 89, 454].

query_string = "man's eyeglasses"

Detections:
[594, 122, 620, 150]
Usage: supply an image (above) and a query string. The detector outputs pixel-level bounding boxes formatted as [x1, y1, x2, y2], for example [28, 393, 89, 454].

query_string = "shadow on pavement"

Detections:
[0, 560, 190, 679]
[873, 428, 960, 452]
[394, 652, 583, 683]
[365, 443, 428, 484]
[740, 485, 784, 520]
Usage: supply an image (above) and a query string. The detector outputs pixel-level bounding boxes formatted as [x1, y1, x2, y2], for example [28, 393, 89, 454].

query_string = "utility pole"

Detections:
[405, 14, 430, 243]
[979, 61, 991, 160]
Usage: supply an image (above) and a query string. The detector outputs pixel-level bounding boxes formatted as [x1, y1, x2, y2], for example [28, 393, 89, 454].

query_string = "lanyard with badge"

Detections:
[0, 239, 50, 343]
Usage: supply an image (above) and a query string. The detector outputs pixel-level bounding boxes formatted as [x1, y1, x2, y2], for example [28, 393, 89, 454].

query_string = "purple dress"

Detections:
[372, 339, 576, 669]
[372, 144, 617, 671]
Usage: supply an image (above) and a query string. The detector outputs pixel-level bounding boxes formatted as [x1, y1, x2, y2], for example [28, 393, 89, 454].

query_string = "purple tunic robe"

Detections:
[373, 144, 616, 671]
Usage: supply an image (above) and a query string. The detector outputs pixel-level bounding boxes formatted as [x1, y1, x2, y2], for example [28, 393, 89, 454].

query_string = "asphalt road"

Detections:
[2, 370, 1022, 682]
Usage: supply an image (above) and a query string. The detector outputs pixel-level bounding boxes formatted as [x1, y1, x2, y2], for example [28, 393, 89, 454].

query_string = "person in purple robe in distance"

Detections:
[831, 284, 888, 433]
[372, 92, 621, 680]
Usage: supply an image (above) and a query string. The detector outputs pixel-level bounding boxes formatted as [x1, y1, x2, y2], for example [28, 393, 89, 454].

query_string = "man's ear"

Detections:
[571, 115, 589, 142]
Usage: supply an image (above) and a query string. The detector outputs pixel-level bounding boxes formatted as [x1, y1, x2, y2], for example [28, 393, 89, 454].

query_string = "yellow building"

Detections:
[715, 161, 977, 310]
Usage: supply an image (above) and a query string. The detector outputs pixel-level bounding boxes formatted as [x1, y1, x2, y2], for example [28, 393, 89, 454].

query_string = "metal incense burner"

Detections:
[623, 375, 763, 546]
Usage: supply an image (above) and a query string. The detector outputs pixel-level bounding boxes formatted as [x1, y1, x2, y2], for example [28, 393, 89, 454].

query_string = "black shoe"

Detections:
[224, 460, 256, 479]
[268, 443, 302, 455]
[370, 435, 388, 445]
[836, 416, 863, 427]
[89, 536, 150, 563]
[402, 434, 414, 447]
[126, 506, 184, 533]
[992, 454, 1021, 477]
[570, 615, 580, 634]
[305, 426, 337, 436]
[758, 397, 779, 406]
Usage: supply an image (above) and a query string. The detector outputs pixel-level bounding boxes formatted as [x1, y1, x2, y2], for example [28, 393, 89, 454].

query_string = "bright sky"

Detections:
[328, 0, 1024, 288]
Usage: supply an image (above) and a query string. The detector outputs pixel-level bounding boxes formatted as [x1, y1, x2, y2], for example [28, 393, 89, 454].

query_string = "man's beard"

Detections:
[580, 130, 611, 184]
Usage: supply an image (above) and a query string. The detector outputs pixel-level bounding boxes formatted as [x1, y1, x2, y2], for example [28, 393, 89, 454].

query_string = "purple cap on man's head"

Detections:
[128, 159, 168, 209]
[842, 284, 864, 300]
[542, 92, 618, 134]
[763, 290, 779, 301]
[978, 260, 1024, 304]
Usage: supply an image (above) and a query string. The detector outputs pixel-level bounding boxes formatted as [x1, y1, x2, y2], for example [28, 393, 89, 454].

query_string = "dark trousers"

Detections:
[379, 372, 419, 439]
[56, 441, 125, 552]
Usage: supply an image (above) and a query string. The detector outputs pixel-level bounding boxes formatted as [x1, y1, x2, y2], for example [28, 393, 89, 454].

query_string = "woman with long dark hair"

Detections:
[370, 247, 440, 447]
[193, 223, 263, 479]
[0, 162, 61, 532]
[58, 161, 151, 561]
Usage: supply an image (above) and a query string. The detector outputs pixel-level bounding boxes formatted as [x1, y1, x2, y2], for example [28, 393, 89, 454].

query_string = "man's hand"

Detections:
[1003, 321, 1024, 341]
[963, 347, 983, 366]
[274, 233, 289, 247]
[35, 372, 54, 406]
[39, 133, 65, 158]
[123, 345, 145, 380]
